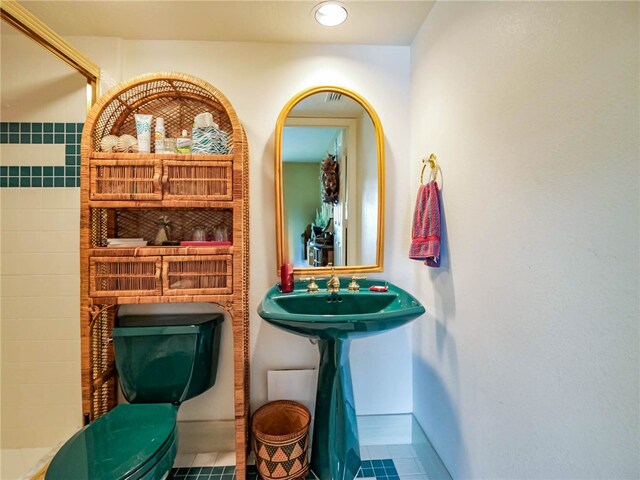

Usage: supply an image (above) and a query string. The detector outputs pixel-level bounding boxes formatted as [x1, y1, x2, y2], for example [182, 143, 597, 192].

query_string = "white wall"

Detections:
[410, 2, 639, 478]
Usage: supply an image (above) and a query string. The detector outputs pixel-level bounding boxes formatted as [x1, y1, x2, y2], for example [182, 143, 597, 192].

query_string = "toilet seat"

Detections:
[45, 404, 178, 480]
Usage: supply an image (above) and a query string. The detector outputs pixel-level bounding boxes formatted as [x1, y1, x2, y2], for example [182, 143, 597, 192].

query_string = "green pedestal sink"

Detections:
[258, 279, 425, 480]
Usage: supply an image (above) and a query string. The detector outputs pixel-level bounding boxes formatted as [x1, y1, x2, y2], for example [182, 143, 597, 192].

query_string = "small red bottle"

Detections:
[280, 263, 294, 293]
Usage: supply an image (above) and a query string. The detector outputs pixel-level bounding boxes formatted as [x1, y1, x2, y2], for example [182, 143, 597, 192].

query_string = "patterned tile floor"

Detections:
[166, 439, 443, 480]
[168, 459, 400, 480]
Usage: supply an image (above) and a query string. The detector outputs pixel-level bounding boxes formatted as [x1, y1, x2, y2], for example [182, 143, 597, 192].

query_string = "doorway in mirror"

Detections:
[275, 86, 385, 275]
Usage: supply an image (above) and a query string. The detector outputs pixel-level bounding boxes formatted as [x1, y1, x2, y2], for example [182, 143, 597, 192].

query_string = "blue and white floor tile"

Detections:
[167, 445, 429, 480]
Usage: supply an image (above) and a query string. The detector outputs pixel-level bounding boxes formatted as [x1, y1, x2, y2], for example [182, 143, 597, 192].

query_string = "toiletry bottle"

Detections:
[154, 117, 165, 153]
[163, 137, 177, 153]
[280, 263, 294, 293]
[176, 129, 192, 154]
[134, 114, 152, 153]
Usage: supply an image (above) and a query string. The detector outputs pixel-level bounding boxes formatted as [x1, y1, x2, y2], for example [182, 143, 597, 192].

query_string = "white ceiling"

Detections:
[283, 126, 340, 163]
[292, 91, 365, 117]
[18, 0, 434, 46]
[284, 93, 365, 162]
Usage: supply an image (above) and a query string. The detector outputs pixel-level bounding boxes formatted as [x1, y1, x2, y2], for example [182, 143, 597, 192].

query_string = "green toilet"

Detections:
[45, 313, 224, 480]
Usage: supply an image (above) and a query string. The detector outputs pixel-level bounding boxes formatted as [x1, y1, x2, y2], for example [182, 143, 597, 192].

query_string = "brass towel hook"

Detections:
[420, 154, 438, 184]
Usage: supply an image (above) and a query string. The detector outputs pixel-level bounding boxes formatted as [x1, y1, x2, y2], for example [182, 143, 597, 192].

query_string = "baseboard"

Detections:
[177, 415, 416, 452]
[177, 420, 236, 454]
[357, 414, 413, 445]
[410, 416, 453, 480]
[177, 415, 415, 452]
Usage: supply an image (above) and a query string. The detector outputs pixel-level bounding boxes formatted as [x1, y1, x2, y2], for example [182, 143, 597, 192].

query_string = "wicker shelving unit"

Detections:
[80, 72, 250, 477]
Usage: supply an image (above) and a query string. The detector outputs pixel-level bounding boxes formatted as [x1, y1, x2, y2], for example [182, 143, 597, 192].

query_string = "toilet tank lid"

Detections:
[117, 313, 224, 328]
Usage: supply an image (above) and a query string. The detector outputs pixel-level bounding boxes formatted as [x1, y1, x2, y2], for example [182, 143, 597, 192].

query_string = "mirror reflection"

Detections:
[278, 88, 383, 271]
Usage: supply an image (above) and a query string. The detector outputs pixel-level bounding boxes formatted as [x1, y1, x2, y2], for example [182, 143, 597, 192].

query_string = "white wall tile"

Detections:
[1, 384, 45, 407]
[41, 148, 65, 166]
[0, 144, 22, 166]
[2, 296, 77, 319]
[1, 340, 79, 364]
[0, 428, 26, 449]
[2, 319, 79, 341]
[1, 27, 84, 452]
[0, 448, 30, 479]
[17, 188, 44, 209]
[64, 188, 81, 210]
[41, 189, 80, 210]
[0, 188, 22, 207]
[1, 275, 79, 296]
[1, 254, 78, 275]
[40, 340, 82, 363]
[0, 232, 78, 254]
[2, 361, 80, 385]
[0, 232, 20, 253]
[19, 144, 45, 167]
[39, 209, 80, 232]
[1, 297, 42, 319]
[1, 209, 43, 231]
[44, 383, 82, 406]
[28, 426, 80, 449]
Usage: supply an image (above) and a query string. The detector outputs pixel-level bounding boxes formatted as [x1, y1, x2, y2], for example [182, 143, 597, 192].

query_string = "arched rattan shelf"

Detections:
[79, 72, 250, 478]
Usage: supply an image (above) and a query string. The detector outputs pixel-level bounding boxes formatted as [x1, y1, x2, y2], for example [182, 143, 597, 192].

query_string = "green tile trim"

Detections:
[0, 122, 83, 188]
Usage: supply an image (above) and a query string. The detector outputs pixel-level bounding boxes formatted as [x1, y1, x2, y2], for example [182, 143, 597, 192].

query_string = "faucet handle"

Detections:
[299, 276, 319, 293]
[347, 275, 367, 292]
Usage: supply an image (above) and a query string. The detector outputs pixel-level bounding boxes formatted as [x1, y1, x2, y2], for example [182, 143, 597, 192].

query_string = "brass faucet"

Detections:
[300, 276, 319, 293]
[347, 276, 367, 293]
[326, 263, 341, 293]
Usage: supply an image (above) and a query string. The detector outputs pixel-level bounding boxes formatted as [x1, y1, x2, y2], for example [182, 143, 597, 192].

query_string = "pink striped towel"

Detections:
[409, 180, 440, 267]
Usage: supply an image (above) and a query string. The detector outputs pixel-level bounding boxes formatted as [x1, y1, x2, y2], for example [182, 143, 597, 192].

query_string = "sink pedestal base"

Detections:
[311, 338, 361, 480]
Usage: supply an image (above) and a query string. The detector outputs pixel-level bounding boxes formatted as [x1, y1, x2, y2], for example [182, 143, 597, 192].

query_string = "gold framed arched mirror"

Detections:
[275, 86, 384, 275]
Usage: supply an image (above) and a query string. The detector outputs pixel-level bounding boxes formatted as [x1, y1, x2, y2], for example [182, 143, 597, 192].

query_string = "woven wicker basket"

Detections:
[252, 401, 311, 480]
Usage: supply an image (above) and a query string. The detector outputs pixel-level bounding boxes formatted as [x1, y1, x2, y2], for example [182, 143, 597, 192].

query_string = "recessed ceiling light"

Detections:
[314, 2, 348, 27]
